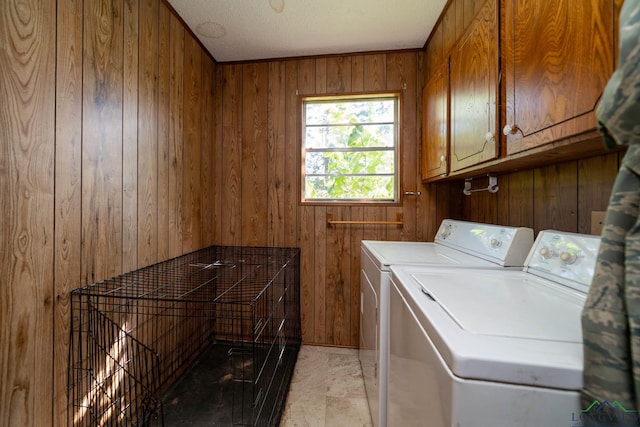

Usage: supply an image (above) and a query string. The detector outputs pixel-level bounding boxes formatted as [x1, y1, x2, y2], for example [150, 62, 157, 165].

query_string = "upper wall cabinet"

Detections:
[422, 62, 449, 180]
[503, 0, 616, 155]
[421, 0, 619, 182]
[449, 0, 499, 171]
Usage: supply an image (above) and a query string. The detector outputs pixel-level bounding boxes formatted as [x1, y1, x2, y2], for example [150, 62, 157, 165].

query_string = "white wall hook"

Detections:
[463, 174, 499, 196]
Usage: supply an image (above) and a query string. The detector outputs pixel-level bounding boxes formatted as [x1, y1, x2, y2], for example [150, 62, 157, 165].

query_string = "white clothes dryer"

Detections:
[360, 220, 534, 427]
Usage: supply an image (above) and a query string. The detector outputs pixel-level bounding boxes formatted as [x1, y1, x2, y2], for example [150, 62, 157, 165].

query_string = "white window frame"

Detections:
[300, 92, 401, 205]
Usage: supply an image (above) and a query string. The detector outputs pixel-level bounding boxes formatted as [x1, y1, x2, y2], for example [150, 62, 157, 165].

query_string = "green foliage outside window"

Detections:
[302, 95, 399, 202]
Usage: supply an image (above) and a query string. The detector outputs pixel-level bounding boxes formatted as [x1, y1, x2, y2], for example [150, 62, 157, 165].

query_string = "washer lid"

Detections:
[391, 266, 587, 390]
[420, 270, 583, 342]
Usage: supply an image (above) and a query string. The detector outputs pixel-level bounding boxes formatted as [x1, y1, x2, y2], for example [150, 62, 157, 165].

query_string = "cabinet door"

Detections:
[422, 62, 449, 180]
[449, 0, 499, 172]
[504, 0, 615, 155]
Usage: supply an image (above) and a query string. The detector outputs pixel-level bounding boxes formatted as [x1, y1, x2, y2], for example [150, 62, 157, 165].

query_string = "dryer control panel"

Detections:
[525, 231, 602, 293]
[435, 220, 534, 267]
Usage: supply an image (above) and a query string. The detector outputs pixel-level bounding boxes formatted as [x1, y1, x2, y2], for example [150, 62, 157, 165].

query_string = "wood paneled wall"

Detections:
[1, 0, 216, 425]
[423, 152, 621, 238]
[212, 48, 620, 350]
[215, 52, 429, 347]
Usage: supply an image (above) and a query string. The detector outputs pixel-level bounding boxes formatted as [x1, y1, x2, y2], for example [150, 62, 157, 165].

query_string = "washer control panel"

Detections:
[526, 231, 602, 292]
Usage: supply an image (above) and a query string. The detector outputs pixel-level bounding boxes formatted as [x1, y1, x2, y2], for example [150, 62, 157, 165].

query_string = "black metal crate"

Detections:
[69, 246, 300, 426]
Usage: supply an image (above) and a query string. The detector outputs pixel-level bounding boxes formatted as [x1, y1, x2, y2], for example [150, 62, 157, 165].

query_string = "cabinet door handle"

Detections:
[440, 154, 446, 163]
[503, 124, 518, 135]
[485, 132, 494, 143]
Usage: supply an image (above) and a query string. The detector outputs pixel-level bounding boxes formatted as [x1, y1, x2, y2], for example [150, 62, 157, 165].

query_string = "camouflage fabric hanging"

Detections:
[581, 0, 640, 424]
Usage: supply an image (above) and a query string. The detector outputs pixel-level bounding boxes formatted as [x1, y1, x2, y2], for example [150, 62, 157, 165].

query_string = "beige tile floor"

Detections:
[281, 345, 373, 427]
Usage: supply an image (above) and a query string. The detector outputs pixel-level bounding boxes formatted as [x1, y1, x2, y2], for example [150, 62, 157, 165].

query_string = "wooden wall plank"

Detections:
[325, 57, 352, 345]
[326, 56, 352, 93]
[213, 65, 225, 244]
[123, 0, 139, 272]
[201, 56, 215, 246]
[168, 13, 184, 257]
[364, 53, 387, 92]
[349, 205, 364, 346]
[416, 51, 431, 242]
[54, 0, 83, 422]
[298, 205, 315, 343]
[363, 54, 388, 241]
[325, 207, 351, 345]
[81, 0, 124, 284]
[221, 64, 243, 245]
[242, 62, 269, 246]
[182, 33, 202, 251]
[577, 152, 618, 234]
[1, 0, 56, 424]
[138, 0, 159, 266]
[387, 52, 417, 241]
[297, 58, 317, 343]
[507, 170, 535, 228]
[351, 55, 365, 91]
[313, 58, 329, 343]
[496, 174, 510, 226]
[283, 60, 298, 247]
[442, 2, 457, 56]
[349, 54, 365, 346]
[157, 2, 171, 260]
[422, 183, 439, 242]
[268, 61, 286, 247]
[315, 57, 327, 93]
[425, 25, 443, 79]
[440, 182, 459, 224]
[534, 161, 579, 232]
[314, 205, 328, 343]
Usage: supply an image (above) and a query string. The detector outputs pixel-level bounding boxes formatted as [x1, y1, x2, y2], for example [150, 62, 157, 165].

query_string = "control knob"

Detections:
[490, 238, 502, 248]
[559, 252, 578, 264]
[539, 247, 554, 259]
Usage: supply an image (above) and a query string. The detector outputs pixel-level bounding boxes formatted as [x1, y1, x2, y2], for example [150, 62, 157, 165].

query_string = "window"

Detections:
[301, 93, 400, 204]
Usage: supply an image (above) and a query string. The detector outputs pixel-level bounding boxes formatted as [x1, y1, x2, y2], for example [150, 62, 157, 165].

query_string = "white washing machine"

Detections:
[360, 220, 534, 427]
[388, 230, 601, 426]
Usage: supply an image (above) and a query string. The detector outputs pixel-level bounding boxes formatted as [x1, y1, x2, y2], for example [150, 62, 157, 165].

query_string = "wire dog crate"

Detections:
[69, 246, 301, 426]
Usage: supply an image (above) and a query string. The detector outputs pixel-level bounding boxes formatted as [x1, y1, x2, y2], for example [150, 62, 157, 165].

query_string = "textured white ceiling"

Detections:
[167, 0, 448, 62]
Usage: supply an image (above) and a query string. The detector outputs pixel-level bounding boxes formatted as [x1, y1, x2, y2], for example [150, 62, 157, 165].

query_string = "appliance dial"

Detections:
[559, 251, 578, 264]
[490, 238, 502, 248]
[539, 247, 554, 259]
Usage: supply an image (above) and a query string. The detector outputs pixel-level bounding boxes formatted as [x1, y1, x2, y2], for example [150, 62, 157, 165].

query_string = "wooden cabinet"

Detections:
[503, 0, 616, 155]
[421, 0, 620, 182]
[449, 0, 499, 171]
[421, 0, 498, 181]
[421, 62, 449, 180]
